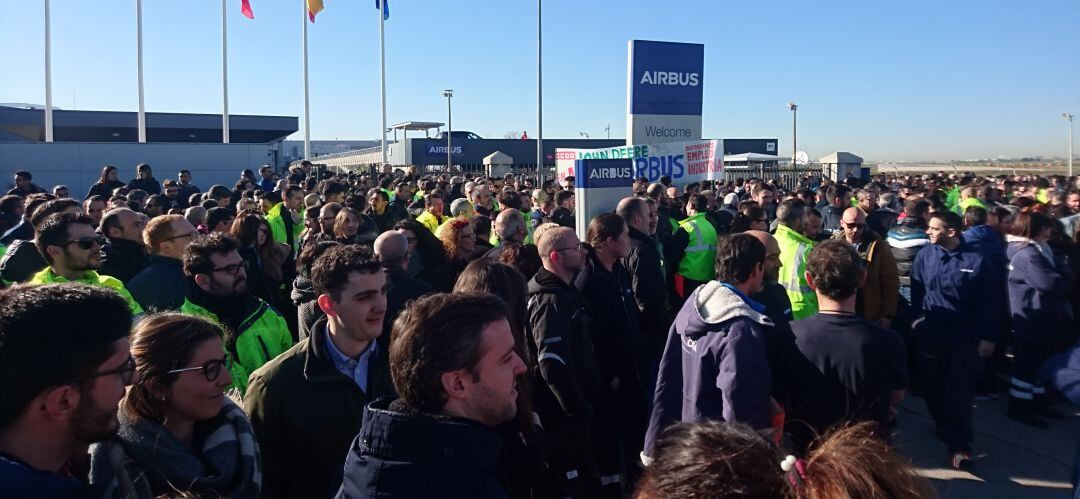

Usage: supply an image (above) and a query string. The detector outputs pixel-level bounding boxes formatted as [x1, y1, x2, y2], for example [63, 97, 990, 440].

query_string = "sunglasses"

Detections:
[70, 356, 136, 385]
[65, 235, 106, 250]
[167, 357, 228, 382]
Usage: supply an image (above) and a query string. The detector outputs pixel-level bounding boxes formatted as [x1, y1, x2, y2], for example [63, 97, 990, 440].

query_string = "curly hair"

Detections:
[438, 217, 474, 262]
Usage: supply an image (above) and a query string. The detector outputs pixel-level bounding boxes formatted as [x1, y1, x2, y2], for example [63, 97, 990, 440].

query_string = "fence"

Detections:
[720, 163, 822, 191]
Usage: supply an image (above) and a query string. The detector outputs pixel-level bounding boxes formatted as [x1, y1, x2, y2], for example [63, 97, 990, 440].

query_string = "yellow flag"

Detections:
[307, 0, 323, 22]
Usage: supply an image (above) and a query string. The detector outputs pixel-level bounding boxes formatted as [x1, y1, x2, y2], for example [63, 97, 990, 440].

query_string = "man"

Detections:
[128, 214, 197, 312]
[84, 195, 107, 228]
[52, 185, 70, 199]
[266, 185, 305, 253]
[181, 233, 292, 394]
[821, 185, 849, 233]
[29, 212, 144, 315]
[208, 185, 234, 210]
[528, 224, 605, 497]
[126, 163, 161, 195]
[833, 207, 899, 328]
[320, 180, 349, 205]
[483, 208, 526, 260]
[617, 197, 670, 368]
[887, 198, 931, 304]
[259, 165, 277, 193]
[336, 293, 526, 498]
[6, 170, 46, 197]
[177, 169, 201, 202]
[416, 193, 446, 234]
[449, 197, 475, 220]
[161, 179, 187, 210]
[774, 200, 818, 320]
[246, 245, 394, 498]
[910, 211, 996, 469]
[1, 193, 53, 245]
[550, 190, 576, 229]
[643, 234, 775, 461]
[99, 208, 149, 283]
[530, 188, 553, 230]
[751, 183, 777, 221]
[668, 194, 717, 302]
[746, 230, 793, 330]
[374, 230, 433, 338]
[0, 283, 134, 496]
[366, 189, 403, 233]
[206, 206, 235, 234]
[783, 240, 908, 452]
[0, 198, 80, 285]
[389, 183, 412, 212]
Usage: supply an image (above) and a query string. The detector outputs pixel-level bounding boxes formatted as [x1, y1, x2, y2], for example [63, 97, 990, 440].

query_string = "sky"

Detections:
[2, 0, 1078, 162]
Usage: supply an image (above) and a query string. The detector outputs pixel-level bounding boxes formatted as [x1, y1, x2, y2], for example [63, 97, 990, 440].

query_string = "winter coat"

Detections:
[887, 218, 930, 288]
[127, 255, 187, 312]
[86, 180, 125, 200]
[0, 219, 32, 246]
[0, 453, 93, 499]
[832, 229, 899, 322]
[643, 281, 774, 458]
[245, 317, 395, 499]
[99, 237, 149, 284]
[624, 226, 670, 362]
[909, 241, 996, 341]
[291, 274, 322, 341]
[384, 266, 433, 338]
[574, 248, 643, 388]
[126, 177, 161, 195]
[335, 399, 509, 499]
[1006, 236, 1075, 342]
[0, 238, 46, 284]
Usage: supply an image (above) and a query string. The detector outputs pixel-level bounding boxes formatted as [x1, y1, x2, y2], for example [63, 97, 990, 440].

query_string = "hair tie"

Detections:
[781, 455, 807, 490]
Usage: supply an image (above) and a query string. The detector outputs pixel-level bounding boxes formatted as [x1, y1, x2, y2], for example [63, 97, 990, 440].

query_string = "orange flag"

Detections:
[307, 0, 323, 22]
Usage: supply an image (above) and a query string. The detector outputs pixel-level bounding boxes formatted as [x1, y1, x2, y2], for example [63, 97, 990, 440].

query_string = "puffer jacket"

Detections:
[1006, 236, 1075, 342]
[886, 218, 929, 287]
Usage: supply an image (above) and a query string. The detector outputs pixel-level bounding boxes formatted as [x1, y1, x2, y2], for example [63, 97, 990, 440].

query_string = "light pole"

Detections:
[1064, 112, 1074, 178]
[787, 101, 798, 167]
[442, 89, 454, 171]
[579, 132, 590, 140]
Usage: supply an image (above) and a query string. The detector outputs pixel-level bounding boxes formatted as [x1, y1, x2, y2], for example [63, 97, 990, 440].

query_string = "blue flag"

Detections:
[375, 0, 389, 20]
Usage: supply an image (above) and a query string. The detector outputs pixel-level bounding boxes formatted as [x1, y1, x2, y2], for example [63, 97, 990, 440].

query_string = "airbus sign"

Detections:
[627, 40, 705, 145]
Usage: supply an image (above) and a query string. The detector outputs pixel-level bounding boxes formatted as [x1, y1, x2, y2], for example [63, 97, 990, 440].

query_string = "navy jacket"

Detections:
[127, 255, 187, 312]
[336, 399, 509, 499]
[643, 281, 773, 458]
[1006, 237, 1075, 342]
[0, 453, 93, 499]
[909, 241, 996, 341]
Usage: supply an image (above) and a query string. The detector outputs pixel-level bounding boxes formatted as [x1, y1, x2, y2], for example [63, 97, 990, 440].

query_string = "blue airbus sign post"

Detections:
[627, 40, 705, 146]
[573, 158, 634, 241]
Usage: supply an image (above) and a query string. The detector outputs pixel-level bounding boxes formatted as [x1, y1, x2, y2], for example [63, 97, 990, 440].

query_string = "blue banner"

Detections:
[629, 40, 704, 116]
[573, 159, 634, 189]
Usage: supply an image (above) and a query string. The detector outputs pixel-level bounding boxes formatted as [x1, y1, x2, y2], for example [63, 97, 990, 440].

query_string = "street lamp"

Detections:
[442, 89, 454, 171]
[787, 101, 798, 167]
[579, 132, 590, 140]
[1064, 112, 1074, 178]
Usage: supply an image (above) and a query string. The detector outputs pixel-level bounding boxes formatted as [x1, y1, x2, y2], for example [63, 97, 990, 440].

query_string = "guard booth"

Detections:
[820, 152, 865, 182]
[483, 151, 514, 179]
[573, 158, 634, 242]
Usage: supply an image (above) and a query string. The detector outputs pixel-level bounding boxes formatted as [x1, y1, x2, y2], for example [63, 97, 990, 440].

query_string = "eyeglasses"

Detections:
[167, 357, 228, 382]
[555, 242, 584, 253]
[65, 235, 106, 250]
[211, 260, 249, 275]
[70, 356, 136, 385]
[162, 232, 196, 243]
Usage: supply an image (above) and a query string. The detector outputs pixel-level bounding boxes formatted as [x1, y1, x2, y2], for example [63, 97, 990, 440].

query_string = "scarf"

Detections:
[92, 399, 260, 499]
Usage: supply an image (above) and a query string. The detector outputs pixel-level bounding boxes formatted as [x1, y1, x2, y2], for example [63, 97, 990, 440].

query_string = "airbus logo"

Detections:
[639, 71, 700, 87]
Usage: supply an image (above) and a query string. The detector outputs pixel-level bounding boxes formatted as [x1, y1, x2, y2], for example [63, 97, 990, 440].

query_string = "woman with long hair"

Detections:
[332, 207, 378, 247]
[394, 218, 452, 291]
[453, 260, 542, 499]
[89, 314, 261, 498]
[439, 217, 480, 281]
[86, 164, 126, 200]
[230, 211, 289, 306]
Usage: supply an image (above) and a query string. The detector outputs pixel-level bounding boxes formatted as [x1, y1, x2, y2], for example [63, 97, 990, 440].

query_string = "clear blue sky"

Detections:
[2, 0, 1078, 162]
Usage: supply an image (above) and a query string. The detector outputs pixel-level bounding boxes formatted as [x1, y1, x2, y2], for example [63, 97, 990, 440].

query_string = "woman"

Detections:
[394, 219, 452, 291]
[730, 204, 768, 233]
[575, 214, 645, 494]
[86, 165, 126, 200]
[90, 314, 260, 499]
[439, 217, 479, 281]
[333, 207, 378, 247]
[230, 211, 289, 307]
[453, 260, 542, 499]
[292, 240, 341, 340]
[1005, 211, 1075, 427]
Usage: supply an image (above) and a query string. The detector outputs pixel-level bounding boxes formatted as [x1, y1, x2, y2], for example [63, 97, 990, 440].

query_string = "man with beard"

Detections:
[29, 212, 144, 316]
[0, 283, 134, 497]
[181, 233, 292, 394]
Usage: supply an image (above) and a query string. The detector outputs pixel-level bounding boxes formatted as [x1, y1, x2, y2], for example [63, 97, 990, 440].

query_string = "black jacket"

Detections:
[886, 218, 930, 287]
[0, 220, 32, 246]
[0, 239, 46, 284]
[99, 237, 148, 284]
[367, 207, 404, 233]
[526, 268, 603, 428]
[384, 266, 433, 338]
[244, 317, 395, 499]
[291, 274, 322, 341]
[574, 249, 643, 388]
[86, 180, 125, 200]
[126, 177, 161, 195]
[127, 255, 187, 312]
[821, 205, 845, 233]
[625, 226, 670, 362]
[336, 398, 509, 499]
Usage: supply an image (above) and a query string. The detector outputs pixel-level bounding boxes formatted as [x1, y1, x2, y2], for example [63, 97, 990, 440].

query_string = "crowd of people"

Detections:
[1, 161, 1079, 498]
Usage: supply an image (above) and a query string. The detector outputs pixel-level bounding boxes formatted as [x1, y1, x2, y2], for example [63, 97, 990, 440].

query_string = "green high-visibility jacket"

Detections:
[676, 213, 717, 282]
[775, 224, 818, 320]
[181, 298, 293, 395]
[30, 268, 144, 316]
[265, 202, 304, 254]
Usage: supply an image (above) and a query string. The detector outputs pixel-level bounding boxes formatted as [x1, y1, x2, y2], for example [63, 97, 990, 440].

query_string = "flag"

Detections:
[375, 0, 388, 20]
[240, 0, 254, 19]
[307, 0, 323, 23]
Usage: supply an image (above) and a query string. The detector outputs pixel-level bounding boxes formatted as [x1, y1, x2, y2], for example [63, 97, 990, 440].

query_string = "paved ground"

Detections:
[894, 395, 1078, 498]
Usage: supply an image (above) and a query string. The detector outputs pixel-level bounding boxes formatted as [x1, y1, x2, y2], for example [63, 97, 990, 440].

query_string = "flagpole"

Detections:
[136, 0, 146, 143]
[536, 0, 543, 175]
[301, 0, 311, 159]
[221, 0, 230, 144]
[44, 0, 54, 142]
[379, 0, 388, 167]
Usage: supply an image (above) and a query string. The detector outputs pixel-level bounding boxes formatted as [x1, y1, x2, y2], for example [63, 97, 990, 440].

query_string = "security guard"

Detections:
[773, 200, 818, 320]
[672, 194, 717, 300]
